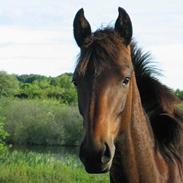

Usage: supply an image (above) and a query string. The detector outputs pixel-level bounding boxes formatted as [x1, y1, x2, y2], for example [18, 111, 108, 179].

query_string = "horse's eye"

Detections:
[122, 77, 130, 86]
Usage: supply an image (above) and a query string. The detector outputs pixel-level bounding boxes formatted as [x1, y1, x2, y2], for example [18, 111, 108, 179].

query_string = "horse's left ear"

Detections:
[115, 7, 133, 46]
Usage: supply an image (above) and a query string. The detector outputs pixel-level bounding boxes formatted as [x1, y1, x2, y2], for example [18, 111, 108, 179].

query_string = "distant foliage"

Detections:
[16, 73, 77, 104]
[0, 71, 19, 97]
[0, 71, 82, 146]
[0, 116, 8, 154]
[0, 72, 77, 104]
[175, 89, 183, 100]
[16, 74, 48, 83]
[5, 99, 82, 146]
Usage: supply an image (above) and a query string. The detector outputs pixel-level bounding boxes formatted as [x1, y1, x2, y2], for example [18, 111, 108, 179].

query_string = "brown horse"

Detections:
[73, 7, 183, 182]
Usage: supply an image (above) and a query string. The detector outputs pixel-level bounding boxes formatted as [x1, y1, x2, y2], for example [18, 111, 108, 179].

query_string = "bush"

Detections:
[0, 71, 19, 97]
[5, 99, 82, 146]
[175, 89, 183, 100]
[0, 116, 8, 154]
[16, 73, 77, 104]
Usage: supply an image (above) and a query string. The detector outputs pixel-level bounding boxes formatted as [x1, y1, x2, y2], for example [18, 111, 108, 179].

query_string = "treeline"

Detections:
[1, 71, 183, 102]
[0, 71, 77, 104]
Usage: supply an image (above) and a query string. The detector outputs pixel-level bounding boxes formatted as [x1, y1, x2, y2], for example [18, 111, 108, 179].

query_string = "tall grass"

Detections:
[0, 150, 109, 183]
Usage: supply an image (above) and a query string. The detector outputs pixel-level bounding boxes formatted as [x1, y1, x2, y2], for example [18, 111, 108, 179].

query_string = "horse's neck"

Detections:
[110, 75, 163, 183]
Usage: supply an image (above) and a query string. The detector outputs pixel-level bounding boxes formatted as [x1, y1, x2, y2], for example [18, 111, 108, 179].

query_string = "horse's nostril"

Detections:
[101, 143, 111, 164]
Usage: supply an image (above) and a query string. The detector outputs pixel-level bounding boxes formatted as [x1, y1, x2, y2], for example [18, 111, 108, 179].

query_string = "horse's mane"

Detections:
[75, 27, 183, 163]
[131, 42, 183, 163]
[75, 28, 126, 78]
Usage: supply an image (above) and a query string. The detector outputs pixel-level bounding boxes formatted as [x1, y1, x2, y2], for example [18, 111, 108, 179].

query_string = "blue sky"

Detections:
[0, 0, 183, 89]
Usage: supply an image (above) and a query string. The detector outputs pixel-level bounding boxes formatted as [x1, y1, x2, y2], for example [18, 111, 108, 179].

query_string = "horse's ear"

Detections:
[115, 7, 133, 45]
[73, 8, 92, 47]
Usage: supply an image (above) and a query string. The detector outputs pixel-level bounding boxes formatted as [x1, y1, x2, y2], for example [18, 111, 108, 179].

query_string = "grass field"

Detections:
[0, 151, 109, 183]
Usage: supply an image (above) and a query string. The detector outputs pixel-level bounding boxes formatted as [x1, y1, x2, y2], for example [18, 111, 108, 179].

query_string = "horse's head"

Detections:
[73, 7, 133, 173]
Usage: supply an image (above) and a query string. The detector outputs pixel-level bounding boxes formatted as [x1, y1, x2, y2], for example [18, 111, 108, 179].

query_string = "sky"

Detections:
[0, 0, 183, 89]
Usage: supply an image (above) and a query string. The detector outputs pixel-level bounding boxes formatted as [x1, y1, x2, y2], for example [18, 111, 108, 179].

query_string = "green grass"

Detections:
[0, 150, 109, 183]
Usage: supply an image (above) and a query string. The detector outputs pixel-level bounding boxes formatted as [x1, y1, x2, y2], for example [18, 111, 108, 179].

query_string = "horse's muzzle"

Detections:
[79, 141, 114, 173]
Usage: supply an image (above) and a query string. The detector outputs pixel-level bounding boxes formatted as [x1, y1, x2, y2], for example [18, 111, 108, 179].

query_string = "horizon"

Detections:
[0, 0, 183, 89]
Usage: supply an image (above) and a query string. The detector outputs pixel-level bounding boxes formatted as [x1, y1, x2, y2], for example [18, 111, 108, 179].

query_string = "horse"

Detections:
[72, 7, 183, 182]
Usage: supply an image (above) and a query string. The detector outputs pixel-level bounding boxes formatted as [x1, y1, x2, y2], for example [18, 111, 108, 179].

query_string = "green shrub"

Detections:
[5, 99, 82, 146]
[16, 73, 77, 104]
[0, 116, 8, 154]
[175, 89, 183, 100]
[0, 71, 19, 97]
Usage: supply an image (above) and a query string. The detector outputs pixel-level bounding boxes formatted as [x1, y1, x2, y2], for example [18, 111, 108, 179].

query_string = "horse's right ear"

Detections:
[73, 8, 92, 47]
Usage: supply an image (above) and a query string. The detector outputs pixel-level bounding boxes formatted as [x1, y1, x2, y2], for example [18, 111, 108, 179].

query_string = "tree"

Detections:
[0, 71, 19, 97]
[175, 89, 183, 100]
[55, 73, 77, 104]
[16, 74, 47, 83]
[15, 73, 77, 104]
